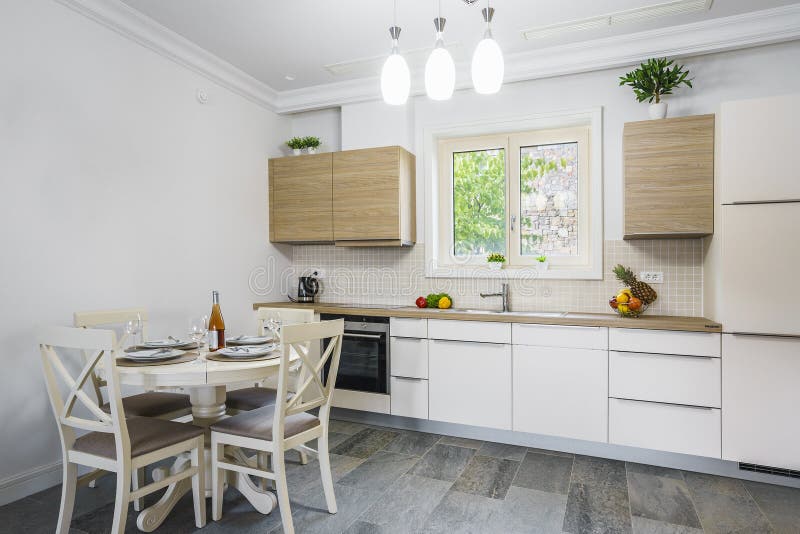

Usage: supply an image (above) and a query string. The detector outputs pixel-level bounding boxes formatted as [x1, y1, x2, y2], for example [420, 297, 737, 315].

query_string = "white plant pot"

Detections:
[292, 148, 302, 156]
[648, 102, 668, 120]
[536, 261, 549, 271]
[488, 262, 504, 270]
[306, 147, 318, 154]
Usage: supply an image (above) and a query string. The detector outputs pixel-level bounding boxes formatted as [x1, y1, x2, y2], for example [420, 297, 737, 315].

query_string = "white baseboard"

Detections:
[0, 460, 63, 506]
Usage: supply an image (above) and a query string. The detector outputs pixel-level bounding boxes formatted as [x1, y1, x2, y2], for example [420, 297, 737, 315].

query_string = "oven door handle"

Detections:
[343, 332, 383, 340]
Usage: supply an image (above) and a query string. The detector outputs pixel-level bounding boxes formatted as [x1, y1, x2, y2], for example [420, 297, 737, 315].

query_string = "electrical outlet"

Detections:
[639, 271, 664, 284]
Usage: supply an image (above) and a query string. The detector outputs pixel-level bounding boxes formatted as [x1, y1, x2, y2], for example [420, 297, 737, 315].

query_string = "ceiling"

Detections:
[121, 0, 799, 92]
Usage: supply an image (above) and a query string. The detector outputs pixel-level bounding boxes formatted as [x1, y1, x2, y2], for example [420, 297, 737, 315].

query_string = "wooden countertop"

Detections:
[252, 302, 722, 333]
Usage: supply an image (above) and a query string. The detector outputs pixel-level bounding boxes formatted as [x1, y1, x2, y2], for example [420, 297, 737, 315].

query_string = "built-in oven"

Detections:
[320, 314, 390, 395]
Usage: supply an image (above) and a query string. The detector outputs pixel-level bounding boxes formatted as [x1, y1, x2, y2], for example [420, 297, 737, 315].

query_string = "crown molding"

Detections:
[54, 0, 278, 111]
[56, 0, 800, 114]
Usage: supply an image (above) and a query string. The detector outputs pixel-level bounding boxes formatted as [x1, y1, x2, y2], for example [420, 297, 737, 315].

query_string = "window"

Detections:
[430, 114, 602, 279]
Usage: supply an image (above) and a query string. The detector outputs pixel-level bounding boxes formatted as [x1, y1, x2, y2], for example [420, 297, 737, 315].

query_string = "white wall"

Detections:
[0, 0, 291, 502]
[290, 107, 341, 154]
[291, 41, 800, 241]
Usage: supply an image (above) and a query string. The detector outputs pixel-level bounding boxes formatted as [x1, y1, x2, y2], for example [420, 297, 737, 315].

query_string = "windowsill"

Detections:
[426, 264, 603, 280]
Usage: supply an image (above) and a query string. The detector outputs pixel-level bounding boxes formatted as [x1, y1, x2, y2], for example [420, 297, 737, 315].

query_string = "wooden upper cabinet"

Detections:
[623, 114, 714, 239]
[269, 153, 333, 243]
[333, 146, 416, 245]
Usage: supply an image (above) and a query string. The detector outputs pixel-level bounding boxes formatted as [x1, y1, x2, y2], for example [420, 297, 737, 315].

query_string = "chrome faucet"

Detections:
[480, 283, 509, 312]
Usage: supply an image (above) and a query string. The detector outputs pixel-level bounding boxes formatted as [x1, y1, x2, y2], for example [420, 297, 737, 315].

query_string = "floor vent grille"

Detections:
[739, 462, 800, 479]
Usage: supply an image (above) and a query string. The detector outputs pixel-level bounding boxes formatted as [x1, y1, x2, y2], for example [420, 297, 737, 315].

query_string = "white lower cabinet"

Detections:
[390, 377, 429, 419]
[609, 398, 721, 458]
[513, 346, 608, 442]
[428, 339, 512, 430]
[390, 337, 428, 379]
[722, 334, 800, 471]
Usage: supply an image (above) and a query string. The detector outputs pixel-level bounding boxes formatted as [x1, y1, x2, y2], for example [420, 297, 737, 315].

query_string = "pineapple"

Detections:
[613, 264, 658, 304]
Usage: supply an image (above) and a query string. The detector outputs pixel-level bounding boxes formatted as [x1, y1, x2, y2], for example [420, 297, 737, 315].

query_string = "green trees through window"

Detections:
[452, 148, 506, 256]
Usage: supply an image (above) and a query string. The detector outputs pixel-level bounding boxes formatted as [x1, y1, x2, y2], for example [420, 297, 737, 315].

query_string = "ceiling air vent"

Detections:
[522, 0, 714, 40]
[739, 462, 800, 480]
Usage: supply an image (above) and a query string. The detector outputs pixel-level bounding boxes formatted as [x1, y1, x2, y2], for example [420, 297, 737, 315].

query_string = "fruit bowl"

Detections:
[609, 290, 650, 318]
[611, 300, 649, 318]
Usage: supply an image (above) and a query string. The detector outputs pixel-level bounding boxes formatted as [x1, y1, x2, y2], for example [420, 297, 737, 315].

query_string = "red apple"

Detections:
[415, 296, 427, 308]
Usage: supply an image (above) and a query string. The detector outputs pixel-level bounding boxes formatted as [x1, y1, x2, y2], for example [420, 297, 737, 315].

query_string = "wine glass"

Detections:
[124, 314, 142, 349]
[188, 315, 209, 363]
[265, 313, 282, 341]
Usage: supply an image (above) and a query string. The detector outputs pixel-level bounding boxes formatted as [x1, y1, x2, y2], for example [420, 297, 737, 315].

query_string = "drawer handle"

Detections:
[613, 397, 716, 411]
[517, 324, 601, 330]
[729, 331, 800, 340]
[392, 376, 425, 382]
[614, 351, 717, 360]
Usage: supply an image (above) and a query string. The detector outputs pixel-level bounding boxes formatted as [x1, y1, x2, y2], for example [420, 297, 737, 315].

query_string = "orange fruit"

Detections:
[629, 297, 642, 311]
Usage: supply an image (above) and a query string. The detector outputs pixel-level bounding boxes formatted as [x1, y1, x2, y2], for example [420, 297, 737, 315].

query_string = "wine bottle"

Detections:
[208, 290, 225, 351]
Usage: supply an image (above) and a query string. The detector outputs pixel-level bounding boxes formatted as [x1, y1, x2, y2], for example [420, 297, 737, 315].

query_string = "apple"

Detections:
[415, 296, 427, 308]
[609, 297, 619, 310]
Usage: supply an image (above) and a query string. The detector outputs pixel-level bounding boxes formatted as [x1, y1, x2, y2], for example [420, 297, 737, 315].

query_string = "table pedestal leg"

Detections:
[229, 448, 278, 514]
[136, 386, 228, 531]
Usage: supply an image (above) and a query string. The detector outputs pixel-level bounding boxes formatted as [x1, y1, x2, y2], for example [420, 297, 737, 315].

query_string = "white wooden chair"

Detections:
[224, 307, 316, 412]
[210, 319, 344, 534]
[40, 326, 206, 534]
[74, 308, 193, 507]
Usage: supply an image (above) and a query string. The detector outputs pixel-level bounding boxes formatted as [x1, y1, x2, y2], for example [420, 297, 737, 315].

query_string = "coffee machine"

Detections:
[295, 272, 320, 303]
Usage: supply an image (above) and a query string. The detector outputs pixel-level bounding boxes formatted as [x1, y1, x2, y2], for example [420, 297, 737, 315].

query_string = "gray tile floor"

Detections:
[3, 419, 800, 533]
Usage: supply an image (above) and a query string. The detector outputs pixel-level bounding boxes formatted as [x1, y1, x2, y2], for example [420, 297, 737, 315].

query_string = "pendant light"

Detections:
[380, 0, 410, 106]
[471, 0, 504, 95]
[424, 0, 456, 101]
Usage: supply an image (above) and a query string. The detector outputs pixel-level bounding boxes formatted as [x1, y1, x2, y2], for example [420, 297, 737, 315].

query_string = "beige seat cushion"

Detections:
[226, 387, 294, 411]
[211, 405, 319, 441]
[101, 392, 191, 418]
[73, 417, 204, 460]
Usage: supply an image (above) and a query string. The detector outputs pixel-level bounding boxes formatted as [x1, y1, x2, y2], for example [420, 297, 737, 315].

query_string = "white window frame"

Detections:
[424, 108, 603, 280]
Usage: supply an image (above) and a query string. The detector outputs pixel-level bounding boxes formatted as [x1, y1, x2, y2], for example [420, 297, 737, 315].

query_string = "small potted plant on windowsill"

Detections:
[287, 137, 305, 155]
[618, 57, 693, 119]
[535, 255, 549, 270]
[487, 253, 506, 270]
[304, 136, 321, 154]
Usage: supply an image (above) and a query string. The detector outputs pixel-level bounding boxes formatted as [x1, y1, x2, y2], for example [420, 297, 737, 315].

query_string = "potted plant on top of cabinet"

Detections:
[286, 137, 305, 155]
[304, 136, 321, 154]
[619, 57, 693, 119]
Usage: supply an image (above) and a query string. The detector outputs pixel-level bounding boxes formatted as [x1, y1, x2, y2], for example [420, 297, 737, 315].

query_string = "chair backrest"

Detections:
[272, 319, 344, 441]
[73, 307, 148, 404]
[39, 326, 130, 461]
[255, 307, 315, 336]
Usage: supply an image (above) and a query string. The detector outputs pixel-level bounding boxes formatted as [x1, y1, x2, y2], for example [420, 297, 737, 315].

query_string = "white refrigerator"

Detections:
[717, 94, 800, 472]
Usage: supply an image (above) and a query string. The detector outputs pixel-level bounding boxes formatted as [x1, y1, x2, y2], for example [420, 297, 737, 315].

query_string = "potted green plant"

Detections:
[618, 57, 693, 119]
[487, 252, 506, 270]
[286, 137, 305, 156]
[303, 136, 321, 154]
[535, 255, 548, 271]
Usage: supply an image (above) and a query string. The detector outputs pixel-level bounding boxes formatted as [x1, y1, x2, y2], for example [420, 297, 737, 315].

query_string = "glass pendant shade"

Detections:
[425, 41, 455, 101]
[381, 52, 410, 105]
[471, 35, 504, 94]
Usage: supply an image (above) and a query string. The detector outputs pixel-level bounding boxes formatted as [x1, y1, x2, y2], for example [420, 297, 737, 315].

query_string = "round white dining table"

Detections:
[117, 351, 293, 532]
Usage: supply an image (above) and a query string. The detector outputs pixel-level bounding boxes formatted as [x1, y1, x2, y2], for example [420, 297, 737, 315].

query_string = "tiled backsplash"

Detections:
[291, 240, 703, 316]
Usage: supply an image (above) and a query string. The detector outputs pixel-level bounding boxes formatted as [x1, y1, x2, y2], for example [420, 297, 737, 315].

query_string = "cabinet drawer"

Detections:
[610, 351, 720, 408]
[390, 377, 428, 419]
[390, 337, 428, 379]
[428, 319, 511, 344]
[609, 329, 720, 357]
[390, 317, 427, 338]
[512, 323, 607, 350]
[609, 398, 721, 458]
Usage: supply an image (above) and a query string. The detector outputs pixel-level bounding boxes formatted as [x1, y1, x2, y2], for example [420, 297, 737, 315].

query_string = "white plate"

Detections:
[218, 345, 277, 358]
[143, 338, 185, 348]
[122, 348, 185, 361]
[226, 335, 274, 346]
